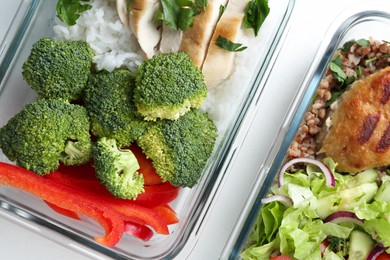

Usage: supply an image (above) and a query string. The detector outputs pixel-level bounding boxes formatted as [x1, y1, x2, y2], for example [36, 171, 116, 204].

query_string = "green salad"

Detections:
[242, 158, 390, 260]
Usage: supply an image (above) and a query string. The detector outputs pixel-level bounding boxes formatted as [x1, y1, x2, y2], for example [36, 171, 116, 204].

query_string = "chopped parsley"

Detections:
[243, 0, 270, 37]
[158, 0, 207, 31]
[216, 36, 247, 52]
[56, 0, 92, 26]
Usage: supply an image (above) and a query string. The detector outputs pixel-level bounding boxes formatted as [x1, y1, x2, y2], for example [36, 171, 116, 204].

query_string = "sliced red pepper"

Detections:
[105, 198, 169, 235]
[57, 162, 96, 180]
[44, 200, 80, 220]
[46, 170, 180, 208]
[134, 182, 180, 208]
[45, 170, 169, 234]
[153, 204, 179, 225]
[124, 221, 154, 242]
[128, 144, 163, 185]
[0, 162, 124, 246]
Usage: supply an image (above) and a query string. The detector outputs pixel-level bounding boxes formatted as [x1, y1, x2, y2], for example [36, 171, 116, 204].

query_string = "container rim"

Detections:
[221, 1, 390, 259]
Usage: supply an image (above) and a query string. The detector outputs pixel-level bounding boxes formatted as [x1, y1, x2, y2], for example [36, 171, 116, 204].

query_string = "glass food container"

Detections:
[0, 0, 294, 259]
[222, 1, 390, 259]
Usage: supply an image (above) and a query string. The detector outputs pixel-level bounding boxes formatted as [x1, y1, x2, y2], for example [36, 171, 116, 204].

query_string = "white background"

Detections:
[0, 0, 379, 259]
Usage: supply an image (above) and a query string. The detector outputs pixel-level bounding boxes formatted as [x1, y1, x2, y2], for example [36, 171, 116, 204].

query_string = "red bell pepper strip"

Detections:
[133, 182, 180, 208]
[153, 204, 179, 225]
[46, 170, 180, 208]
[44, 200, 80, 220]
[0, 162, 124, 246]
[128, 144, 163, 185]
[45, 170, 170, 234]
[105, 198, 169, 235]
[124, 221, 154, 242]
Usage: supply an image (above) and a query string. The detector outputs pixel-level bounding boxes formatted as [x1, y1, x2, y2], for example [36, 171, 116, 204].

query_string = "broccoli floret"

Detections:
[83, 69, 150, 147]
[137, 109, 218, 187]
[22, 38, 94, 101]
[0, 99, 92, 175]
[92, 137, 144, 199]
[134, 52, 208, 121]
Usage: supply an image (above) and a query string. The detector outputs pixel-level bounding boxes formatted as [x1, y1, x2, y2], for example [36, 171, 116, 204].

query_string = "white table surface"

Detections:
[0, 0, 377, 259]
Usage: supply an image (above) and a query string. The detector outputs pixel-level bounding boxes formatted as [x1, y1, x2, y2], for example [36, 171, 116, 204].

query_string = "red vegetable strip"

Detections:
[46, 170, 169, 234]
[0, 162, 124, 246]
[128, 144, 163, 185]
[124, 221, 154, 242]
[44, 200, 80, 220]
[106, 198, 169, 235]
[134, 182, 180, 208]
[47, 170, 180, 208]
[153, 204, 179, 225]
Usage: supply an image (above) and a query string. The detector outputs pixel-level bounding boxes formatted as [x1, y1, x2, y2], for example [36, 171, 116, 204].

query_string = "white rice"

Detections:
[52, 0, 264, 131]
[53, 0, 143, 72]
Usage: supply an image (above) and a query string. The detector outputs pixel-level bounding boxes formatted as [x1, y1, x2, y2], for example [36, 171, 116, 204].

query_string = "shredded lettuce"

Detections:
[242, 157, 390, 259]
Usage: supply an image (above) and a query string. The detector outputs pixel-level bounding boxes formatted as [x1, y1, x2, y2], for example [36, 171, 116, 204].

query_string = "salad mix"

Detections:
[242, 158, 390, 259]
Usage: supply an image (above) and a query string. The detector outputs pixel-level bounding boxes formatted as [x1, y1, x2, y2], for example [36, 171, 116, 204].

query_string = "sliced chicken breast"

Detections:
[129, 0, 161, 59]
[159, 24, 183, 54]
[179, 0, 228, 68]
[320, 67, 390, 173]
[116, 0, 129, 27]
[202, 0, 247, 87]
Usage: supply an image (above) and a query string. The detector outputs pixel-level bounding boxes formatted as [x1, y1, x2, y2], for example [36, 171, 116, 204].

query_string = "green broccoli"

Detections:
[137, 109, 218, 188]
[92, 137, 144, 199]
[0, 98, 92, 175]
[134, 52, 208, 121]
[83, 69, 150, 147]
[22, 38, 94, 101]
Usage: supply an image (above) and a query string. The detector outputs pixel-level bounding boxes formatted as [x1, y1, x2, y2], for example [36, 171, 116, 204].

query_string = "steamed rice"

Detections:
[53, 0, 266, 131]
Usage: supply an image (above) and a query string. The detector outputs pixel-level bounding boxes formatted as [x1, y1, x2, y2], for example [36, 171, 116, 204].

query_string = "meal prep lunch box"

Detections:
[0, 0, 294, 259]
[221, 1, 390, 259]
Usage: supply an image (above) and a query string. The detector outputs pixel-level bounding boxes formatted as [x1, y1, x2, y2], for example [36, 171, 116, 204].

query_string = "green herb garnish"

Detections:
[356, 38, 370, 47]
[365, 56, 378, 65]
[339, 39, 370, 52]
[243, 0, 270, 37]
[159, 0, 207, 31]
[56, 0, 92, 26]
[218, 4, 226, 20]
[326, 56, 356, 107]
[216, 36, 247, 52]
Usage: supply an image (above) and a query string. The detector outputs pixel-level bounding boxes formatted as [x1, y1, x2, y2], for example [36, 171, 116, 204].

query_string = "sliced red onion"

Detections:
[261, 194, 293, 207]
[324, 211, 364, 226]
[278, 157, 335, 188]
[367, 245, 386, 260]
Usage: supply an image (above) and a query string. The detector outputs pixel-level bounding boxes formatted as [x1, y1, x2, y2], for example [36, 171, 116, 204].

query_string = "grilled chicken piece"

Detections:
[129, 0, 161, 59]
[179, 0, 228, 68]
[320, 67, 390, 173]
[159, 24, 183, 54]
[202, 0, 247, 87]
[116, 0, 129, 27]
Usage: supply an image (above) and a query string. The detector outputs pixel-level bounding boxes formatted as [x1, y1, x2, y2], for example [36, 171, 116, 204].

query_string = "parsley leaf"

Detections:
[340, 40, 355, 52]
[243, 0, 270, 37]
[56, 0, 92, 26]
[356, 38, 370, 47]
[216, 36, 247, 52]
[326, 56, 356, 107]
[159, 0, 207, 31]
[195, 0, 208, 11]
[340, 38, 370, 52]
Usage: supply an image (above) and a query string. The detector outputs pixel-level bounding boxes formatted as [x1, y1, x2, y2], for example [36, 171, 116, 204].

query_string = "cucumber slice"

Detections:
[317, 182, 378, 219]
[375, 181, 390, 202]
[344, 168, 378, 188]
[348, 230, 374, 260]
